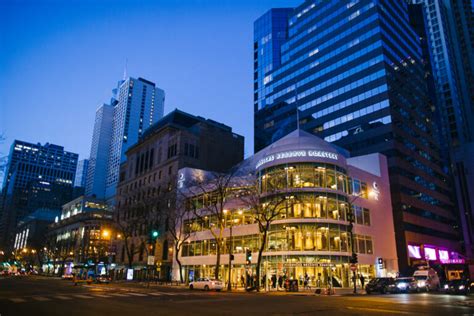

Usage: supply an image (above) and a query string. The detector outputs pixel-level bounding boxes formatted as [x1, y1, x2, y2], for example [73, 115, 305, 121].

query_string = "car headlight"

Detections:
[444, 284, 449, 289]
[459, 285, 465, 290]
[417, 281, 426, 287]
[397, 283, 407, 289]
[211, 282, 215, 285]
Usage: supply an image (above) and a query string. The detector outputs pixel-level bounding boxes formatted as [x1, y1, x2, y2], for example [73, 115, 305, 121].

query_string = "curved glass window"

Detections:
[260, 163, 348, 192]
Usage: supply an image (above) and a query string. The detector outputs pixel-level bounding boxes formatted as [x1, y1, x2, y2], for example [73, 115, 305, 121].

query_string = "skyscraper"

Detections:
[0, 140, 78, 252]
[254, 0, 460, 273]
[105, 77, 164, 201]
[74, 159, 89, 188]
[85, 103, 114, 199]
[84, 77, 164, 202]
[408, 0, 474, 260]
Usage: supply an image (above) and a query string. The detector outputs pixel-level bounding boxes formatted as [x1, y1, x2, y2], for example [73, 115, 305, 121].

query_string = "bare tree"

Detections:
[239, 177, 289, 291]
[185, 169, 237, 280]
[166, 189, 192, 283]
[114, 188, 164, 269]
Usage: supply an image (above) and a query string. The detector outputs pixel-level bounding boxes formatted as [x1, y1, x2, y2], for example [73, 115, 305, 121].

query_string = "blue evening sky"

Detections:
[0, 0, 298, 167]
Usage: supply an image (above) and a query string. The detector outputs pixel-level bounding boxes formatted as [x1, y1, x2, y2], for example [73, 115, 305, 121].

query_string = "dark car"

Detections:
[394, 277, 419, 293]
[444, 279, 472, 295]
[365, 277, 396, 294]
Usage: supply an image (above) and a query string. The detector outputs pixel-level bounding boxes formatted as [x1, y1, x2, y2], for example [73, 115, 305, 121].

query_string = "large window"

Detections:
[260, 163, 348, 192]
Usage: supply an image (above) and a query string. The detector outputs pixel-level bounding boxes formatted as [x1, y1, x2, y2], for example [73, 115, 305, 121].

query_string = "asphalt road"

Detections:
[1, 276, 473, 316]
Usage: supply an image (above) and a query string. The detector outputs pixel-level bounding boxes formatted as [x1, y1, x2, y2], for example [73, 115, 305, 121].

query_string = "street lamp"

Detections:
[102, 229, 110, 238]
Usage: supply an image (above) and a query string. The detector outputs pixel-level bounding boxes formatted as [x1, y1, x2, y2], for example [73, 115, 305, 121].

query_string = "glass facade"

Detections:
[254, 0, 459, 273]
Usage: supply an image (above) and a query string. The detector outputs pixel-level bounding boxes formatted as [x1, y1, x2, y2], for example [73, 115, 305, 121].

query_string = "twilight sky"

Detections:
[0, 0, 298, 168]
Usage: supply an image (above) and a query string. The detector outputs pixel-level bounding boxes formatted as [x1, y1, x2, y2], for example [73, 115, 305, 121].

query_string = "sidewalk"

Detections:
[87, 280, 366, 296]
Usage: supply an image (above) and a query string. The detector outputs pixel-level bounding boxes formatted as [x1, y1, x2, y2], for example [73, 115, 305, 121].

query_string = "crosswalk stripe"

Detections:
[91, 293, 112, 298]
[32, 296, 51, 301]
[153, 291, 178, 296]
[74, 294, 93, 299]
[127, 292, 148, 297]
[9, 298, 27, 303]
[108, 293, 129, 297]
[54, 295, 72, 300]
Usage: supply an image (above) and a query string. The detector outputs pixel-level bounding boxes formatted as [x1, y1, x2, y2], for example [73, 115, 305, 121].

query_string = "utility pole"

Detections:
[227, 210, 234, 291]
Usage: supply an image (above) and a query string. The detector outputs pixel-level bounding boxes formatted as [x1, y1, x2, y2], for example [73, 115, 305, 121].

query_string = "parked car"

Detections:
[413, 268, 440, 292]
[96, 276, 111, 284]
[365, 277, 396, 294]
[189, 278, 223, 291]
[394, 277, 419, 293]
[443, 279, 472, 295]
[61, 274, 74, 280]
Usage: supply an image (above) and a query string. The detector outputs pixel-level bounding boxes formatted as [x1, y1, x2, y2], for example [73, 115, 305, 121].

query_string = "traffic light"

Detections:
[245, 249, 252, 265]
[350, 252, 358, 264]
[151, 230, 159, 239]
[377, 257, 384, 268]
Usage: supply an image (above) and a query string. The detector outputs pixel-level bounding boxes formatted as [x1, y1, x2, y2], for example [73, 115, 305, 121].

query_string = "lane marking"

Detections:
[347, 306, 412, 314]
[127, 292, 148, 297]
[73, 294, 93, 299]
[9, 298, 27, 303]
[148, 292, 163, 296]
[32, 296, 51, 302]
[54, 295, 72, 300]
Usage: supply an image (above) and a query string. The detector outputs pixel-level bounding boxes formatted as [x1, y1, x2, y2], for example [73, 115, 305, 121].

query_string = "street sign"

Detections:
[350, 264, 357, 272]
[147, 255, 155, 265]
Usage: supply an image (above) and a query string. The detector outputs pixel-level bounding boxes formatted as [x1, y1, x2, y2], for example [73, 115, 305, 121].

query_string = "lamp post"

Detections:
[225, 209, 234, 291]
[347, 193, 361, 294]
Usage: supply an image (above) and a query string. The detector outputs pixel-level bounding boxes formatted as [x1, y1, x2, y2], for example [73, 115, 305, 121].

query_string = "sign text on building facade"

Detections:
[256, 150, 338, 169]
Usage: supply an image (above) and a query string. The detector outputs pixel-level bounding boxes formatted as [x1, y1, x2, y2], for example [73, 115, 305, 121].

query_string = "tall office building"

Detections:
[254, 0, 460, 273]
[74, 159, 89, 188]
[84, 77, 164, 202]
[85, 103, 114, 198]
[0, 140, 78, 252]
[105, 77, 164, 201]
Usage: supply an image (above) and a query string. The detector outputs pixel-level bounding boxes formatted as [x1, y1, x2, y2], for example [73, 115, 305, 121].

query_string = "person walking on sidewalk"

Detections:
[278, 275, 283, 291]
[359, 274, 365, 289]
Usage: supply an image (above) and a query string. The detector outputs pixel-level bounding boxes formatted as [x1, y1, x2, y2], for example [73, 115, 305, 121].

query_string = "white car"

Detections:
[189, 278, 223, 291]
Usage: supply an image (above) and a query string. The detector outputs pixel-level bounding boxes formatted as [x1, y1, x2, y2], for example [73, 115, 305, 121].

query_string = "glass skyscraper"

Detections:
[0, 140, 78, 252]
[254, 0, 460, 273]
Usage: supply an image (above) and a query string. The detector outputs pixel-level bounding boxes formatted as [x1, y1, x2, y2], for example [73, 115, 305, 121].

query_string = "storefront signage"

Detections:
[256, 150, 338, 169]
[126, 268, 134, 280]
[440, 258, 465, 264]
[283, 262, 335, 268]
[408, 245, 421, 259]
[177, 172, 185, 189]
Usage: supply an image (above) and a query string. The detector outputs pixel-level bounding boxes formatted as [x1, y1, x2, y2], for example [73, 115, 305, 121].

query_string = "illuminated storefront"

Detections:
[173, 130, 398, 287]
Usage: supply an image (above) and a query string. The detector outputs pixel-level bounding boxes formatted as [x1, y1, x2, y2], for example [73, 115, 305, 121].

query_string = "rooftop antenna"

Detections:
[123, 58, 128, 80]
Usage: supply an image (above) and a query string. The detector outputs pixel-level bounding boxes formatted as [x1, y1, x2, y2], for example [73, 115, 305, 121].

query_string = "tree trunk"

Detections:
[256, 223, 269, 292]
[215, 240, 221, 280]
[174, 243, 184, 283]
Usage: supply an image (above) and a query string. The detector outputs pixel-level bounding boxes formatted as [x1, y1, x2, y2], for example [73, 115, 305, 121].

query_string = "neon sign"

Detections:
[424, 247, 437, 260]
[408, 245, 421, 259]
[256, 150, 338, 169]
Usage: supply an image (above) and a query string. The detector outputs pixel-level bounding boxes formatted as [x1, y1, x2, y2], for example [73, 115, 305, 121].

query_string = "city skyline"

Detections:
[0, 0, 299, 169]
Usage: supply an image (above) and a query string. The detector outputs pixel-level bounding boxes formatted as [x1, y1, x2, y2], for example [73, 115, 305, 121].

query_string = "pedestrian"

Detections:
[271, 274, 277, 289]
[278, 275, 283, 290]
[359, 274, 365, 288]
[240, 275, 245, 288]
[304, 273, 310, 290]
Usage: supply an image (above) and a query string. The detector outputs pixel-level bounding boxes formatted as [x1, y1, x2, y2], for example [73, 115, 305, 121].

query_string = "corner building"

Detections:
[254, 0, 460, 274]
[175, 130, 398, 287]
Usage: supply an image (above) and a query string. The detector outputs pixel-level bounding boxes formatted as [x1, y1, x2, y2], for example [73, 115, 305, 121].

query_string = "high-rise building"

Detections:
[407, 1, 474, 262]
[254, 0, 460, 273]
[74, 159, 89, 188]
[0, 140, 78, 252]
[85, 77, 165, 202]
[85, 103, 114, 199]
